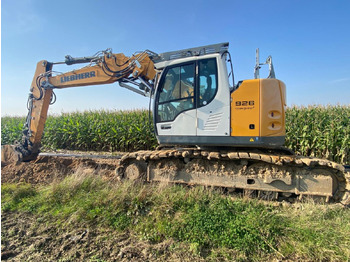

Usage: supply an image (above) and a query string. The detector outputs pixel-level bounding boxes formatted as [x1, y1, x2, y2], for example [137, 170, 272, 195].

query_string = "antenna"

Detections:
[254, 48, 276, 79]
[254, 48, 260, 79]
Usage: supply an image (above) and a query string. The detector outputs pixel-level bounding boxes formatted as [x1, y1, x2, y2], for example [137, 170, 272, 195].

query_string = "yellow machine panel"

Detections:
[230, 79, 286, 138]
[230, 80, 260, 137]
[259, 79, 286, 137]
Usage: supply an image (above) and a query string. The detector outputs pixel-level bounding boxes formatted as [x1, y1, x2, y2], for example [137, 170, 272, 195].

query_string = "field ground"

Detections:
[1, 211, 198, 262]
[1, 154, 350, 261]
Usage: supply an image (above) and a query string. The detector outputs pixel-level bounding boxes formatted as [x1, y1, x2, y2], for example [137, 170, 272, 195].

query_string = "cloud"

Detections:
[329, 77, 350, 84]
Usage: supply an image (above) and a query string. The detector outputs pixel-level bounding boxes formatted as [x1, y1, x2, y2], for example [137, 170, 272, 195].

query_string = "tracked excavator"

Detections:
[1, 43, 349, 204]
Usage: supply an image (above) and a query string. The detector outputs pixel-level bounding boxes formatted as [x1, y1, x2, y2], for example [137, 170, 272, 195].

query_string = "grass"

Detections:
[2, 172, 350, 261]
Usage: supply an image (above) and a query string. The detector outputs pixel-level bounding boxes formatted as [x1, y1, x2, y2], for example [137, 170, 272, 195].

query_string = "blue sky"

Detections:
[2, 0, 350, 116]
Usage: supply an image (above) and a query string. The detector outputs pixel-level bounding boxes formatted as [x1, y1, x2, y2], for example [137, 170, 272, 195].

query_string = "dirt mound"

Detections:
[1, 156, 120, 185]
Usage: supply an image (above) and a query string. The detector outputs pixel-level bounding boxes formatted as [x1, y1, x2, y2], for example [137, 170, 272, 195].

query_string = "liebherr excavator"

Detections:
[2, 43, 349, 204]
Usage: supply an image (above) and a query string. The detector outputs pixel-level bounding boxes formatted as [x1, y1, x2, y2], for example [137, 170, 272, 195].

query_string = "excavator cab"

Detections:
[152, 43, 286, 148]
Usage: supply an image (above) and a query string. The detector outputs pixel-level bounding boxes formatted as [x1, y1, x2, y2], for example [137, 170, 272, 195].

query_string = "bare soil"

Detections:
[1, 211, 193, 262]
[1, 155, 120, 185]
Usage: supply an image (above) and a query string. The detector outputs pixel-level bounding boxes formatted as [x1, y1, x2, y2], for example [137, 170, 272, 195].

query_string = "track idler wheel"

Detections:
[116, 160, 147, 182]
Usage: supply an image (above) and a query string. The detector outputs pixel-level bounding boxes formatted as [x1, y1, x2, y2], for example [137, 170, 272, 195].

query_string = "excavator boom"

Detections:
[1, 49, 157, 165]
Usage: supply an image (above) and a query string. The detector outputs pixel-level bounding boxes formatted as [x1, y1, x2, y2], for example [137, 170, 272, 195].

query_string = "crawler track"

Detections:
[3, 149, 349, 205]
[118, 148, 350, 205]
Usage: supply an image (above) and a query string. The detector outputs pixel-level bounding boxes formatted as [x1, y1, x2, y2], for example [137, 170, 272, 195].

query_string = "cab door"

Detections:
[155, 62, 197, 136]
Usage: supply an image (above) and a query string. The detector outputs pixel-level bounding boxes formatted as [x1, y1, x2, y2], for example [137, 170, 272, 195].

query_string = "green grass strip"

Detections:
[2, 173, 349, 261]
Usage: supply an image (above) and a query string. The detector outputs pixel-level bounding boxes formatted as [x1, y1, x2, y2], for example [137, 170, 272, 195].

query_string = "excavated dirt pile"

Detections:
[1, 155, 120, 185]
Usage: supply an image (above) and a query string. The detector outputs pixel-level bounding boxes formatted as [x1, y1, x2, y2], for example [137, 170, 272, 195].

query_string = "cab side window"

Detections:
[198, 59, 217, 107]
[157, 63, 195, 122]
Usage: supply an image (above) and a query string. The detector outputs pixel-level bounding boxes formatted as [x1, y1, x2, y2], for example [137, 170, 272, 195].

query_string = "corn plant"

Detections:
[1, 116, 25, 145]
[2, 107, 349, 164]
[285, 105, 349, 165]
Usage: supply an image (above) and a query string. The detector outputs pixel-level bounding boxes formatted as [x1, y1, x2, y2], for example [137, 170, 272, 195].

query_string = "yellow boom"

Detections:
[2, 49, 157, 165]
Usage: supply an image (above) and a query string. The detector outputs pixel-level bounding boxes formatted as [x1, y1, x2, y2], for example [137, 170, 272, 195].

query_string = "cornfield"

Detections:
[1, 110, 157, 152]
[1, 106, 349, 164]
[285, 105, 349, 165]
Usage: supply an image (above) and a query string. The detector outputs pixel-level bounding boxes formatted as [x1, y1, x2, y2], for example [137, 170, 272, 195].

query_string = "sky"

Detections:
[1, 0, 350, 116]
